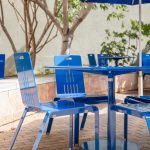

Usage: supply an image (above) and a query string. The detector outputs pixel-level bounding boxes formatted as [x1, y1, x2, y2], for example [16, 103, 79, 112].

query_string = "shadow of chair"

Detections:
[46, 55, 108, 145]
[9, 52, 100, 150]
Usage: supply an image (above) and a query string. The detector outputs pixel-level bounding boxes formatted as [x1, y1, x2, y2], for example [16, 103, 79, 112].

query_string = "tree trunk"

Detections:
[31, 51, 36, 67]
[61, 35, 69, 54]
[30, 37, 36, 68]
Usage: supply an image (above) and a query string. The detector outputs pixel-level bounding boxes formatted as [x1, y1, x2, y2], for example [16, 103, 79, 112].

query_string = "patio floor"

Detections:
[0, 100, 150, 150]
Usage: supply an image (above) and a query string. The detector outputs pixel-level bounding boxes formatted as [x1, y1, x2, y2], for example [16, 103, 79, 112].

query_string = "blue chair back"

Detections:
[0, 54, 5, 79]
[142, 53, 150, 74]
[14, 52, 40, 107]
[54, 55, 86, 98]
[97, 54, 108, 66]
[88, 54, 96, 66]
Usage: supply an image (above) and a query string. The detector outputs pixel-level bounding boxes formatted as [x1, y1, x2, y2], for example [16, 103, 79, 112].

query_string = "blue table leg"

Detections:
[46, 117, 54, 135]
[108, 74, 116, 150]
[80, 113, 88, 130]
[124, 114, 128, 150]
[69, 115, 73, 150]
[74, 113, 79, 145]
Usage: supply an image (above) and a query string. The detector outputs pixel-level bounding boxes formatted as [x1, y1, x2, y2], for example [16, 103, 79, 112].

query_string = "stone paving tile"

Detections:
[0, 105, 150, 150]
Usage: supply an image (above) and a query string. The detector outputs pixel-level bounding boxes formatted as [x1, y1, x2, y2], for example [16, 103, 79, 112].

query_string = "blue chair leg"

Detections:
[80, 113, 88, 130]
[94, 108, 100, 150]
[124, 113, 128, 150]
[46, 117, 54, 135]
[33, 112, 51, 150]
[84, 142, 89, 150]
[69, 115, 74, 150]
[74, 113, 79, 145]
[9, 107, 28, 150]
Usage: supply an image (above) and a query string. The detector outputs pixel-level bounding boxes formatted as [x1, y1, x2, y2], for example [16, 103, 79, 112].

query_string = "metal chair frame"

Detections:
[0, 54, 5, 79]
[46, 55, 108, 145]
[142, 53, 150, 77]
[9, 52, 100, 150]
[97, 54, 108, 67]
[112, 96, 150, 150]
[88, 54, 97, 66]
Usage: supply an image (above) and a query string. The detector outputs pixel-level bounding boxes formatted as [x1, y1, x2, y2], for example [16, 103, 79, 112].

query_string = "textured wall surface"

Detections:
[0, 73, 141, 126]
[0, 1, 150, 75]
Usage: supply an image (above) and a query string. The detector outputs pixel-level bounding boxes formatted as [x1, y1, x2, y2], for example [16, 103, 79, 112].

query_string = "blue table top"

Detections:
[45, 66, 150, 76]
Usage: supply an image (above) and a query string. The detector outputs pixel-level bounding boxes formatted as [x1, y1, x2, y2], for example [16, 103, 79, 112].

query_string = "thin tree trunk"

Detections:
[61, 35, 69, 54]
[31, 51, 36, 67]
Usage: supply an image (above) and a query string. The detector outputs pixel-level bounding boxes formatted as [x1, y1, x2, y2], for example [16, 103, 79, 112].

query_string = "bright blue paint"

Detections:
[54, 55, 86, 98]
[88, 54, 97, 66]
[97, 54, 108, 67]
[142, 53, 150, 74]
[145, 115, 150, 133]
[81, 0, 150, 5]
[45, 65, 150, 150]
[0, 54, 5, 79]
[9, 52, 100, 150]
[45, 65, 150, 76]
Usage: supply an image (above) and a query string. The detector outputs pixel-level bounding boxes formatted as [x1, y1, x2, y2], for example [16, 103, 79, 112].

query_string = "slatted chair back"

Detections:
[54, 55, 86, 98]
[87, 54, 97, 66]
[0, 54, 5, 79]
[142, 53, 150, 74]
[14, 52, 40, 107]
[97, 54, 108, 66]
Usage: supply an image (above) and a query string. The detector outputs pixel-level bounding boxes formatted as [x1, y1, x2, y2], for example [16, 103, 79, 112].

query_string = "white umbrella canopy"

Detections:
[81, 0, 150, 96]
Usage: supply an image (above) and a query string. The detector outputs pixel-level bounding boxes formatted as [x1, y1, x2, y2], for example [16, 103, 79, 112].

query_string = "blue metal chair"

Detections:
[97, 54, 108, 66]
[112, 96, 150, 150]
[142, 53, 150, 77]
[46, 55, 108, 145]
[88, 54, 97, 66]
[0, 54, 5, 79]
[136, 53, 150, 77]
[9, 52, 100, 150]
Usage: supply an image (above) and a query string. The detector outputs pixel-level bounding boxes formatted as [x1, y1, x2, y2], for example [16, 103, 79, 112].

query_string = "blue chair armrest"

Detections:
[125, 96, 150, 104]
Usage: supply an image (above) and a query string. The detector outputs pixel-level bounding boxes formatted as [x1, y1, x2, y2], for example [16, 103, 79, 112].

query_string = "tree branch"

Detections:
[8, 0, 25, 33]
[63, 0, 69, 35]
[0, 0, 16, 53]
[70, 3, 93, 35]
[36, 26, 58, 54]
[24, 0, 29, 51]
[30, 0, 63, 35]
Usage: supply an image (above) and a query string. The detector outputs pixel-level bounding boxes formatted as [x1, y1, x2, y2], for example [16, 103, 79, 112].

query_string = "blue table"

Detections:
[45, 66, 150, 150]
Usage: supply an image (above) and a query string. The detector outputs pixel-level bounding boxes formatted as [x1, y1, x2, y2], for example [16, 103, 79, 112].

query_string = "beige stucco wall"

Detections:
[0, 1, 150, 75]
[0, 73, 139, 126]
